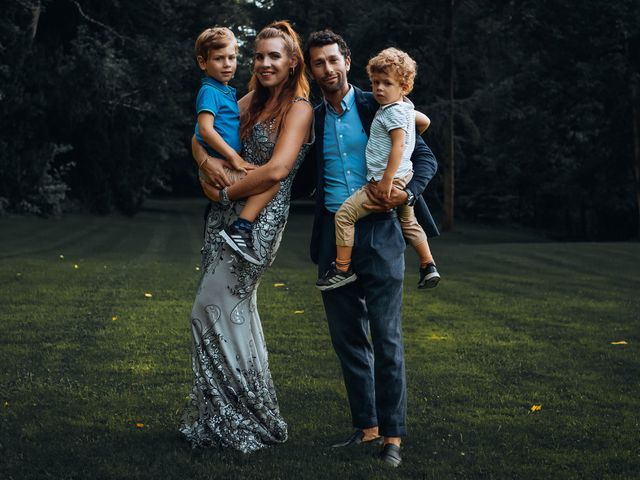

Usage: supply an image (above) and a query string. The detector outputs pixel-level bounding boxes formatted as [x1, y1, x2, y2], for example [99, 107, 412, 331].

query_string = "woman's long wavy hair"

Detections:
[240, 20, 310, 139]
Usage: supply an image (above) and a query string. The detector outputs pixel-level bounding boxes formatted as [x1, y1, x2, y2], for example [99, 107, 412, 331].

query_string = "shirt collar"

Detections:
[201, 76, 235, 94]
[324, 85, 355, 116]
[380, 96, 414, 111]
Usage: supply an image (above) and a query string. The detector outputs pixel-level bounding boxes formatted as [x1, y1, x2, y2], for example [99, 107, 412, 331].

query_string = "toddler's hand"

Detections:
[376, 178, 393, 199]
[228, 154, 257, 174]
[238, 160, 258, 172]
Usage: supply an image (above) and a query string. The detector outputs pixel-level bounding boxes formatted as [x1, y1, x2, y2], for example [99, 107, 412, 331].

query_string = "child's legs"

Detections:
[335, 188, 373, 267]
[397, 204, 433, 265]
[391, 173, 435, 266]
[335, 188, 374, 247]
[414, 239, 434, 266]
[220, 166, 280, 223]
[239, 183, 279, 222]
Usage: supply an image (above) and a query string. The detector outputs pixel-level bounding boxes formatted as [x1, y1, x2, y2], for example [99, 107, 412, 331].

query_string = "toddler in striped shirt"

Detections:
[316, 47, 440, 291]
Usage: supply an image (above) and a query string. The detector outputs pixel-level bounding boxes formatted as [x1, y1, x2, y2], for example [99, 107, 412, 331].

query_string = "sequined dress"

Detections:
[179, 103, 313, 453]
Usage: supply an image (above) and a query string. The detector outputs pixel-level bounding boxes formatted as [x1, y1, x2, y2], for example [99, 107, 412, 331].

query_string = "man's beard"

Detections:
[320, 76, 346, 94]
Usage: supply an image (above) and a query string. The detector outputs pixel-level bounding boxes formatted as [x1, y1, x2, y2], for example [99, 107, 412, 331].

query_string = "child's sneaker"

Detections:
[418, 262, 440, 289]
[316, 262, 357, 291]
[220, 224, 262, 265]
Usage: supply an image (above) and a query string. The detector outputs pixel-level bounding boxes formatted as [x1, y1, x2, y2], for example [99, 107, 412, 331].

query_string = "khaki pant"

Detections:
[335, 172, 428, 247]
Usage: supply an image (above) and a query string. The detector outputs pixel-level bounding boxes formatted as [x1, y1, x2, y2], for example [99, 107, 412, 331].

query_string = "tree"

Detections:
[442, 0, 456, 231]
[1, 0, 638, 239]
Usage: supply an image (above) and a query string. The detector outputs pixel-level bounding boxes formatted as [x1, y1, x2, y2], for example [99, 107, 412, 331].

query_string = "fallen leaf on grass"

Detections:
[610, 341, 628, 345]
[293, 310, 304, 314]
[144, 293, 153, 298]
[530, 404, 542, 412]
[112, 316, 118, 321]
[273, 283, 286, 288]
[429, 334, 447, 341]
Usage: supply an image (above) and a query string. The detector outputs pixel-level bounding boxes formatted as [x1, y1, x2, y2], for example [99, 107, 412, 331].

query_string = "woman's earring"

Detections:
[289, 67, 294, 77]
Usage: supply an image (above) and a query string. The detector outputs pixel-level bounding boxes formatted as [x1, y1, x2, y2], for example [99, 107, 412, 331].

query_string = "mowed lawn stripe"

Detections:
[0, 218, 107, 259]
[0, 199, 638, 479]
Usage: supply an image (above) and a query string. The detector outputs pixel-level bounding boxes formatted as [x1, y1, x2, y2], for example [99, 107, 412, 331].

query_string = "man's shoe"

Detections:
[379, 443, 402, 467]
[220, 224, 262, 265]
[331, 430, 383, 448]
[316, 263, 357, 291]
[418, 262, 440, 289]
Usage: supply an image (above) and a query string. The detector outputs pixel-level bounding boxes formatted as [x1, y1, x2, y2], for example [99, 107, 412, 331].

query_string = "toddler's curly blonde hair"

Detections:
[366, 47, 417, 94]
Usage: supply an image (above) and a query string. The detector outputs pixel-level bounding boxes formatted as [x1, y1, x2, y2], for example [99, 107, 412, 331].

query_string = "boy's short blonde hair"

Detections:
[194, 27, 237, 62]
[366, 47, 417, 94]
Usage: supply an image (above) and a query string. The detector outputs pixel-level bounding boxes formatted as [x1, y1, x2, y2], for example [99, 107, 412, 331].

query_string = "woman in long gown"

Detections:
[179, 21, 313, 453]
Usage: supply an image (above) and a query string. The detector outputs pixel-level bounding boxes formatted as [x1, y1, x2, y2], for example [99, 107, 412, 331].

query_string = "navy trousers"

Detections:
[318, 210, 407, 437]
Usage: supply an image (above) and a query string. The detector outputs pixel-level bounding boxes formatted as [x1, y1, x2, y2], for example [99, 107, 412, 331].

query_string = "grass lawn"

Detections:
[1, 198, 638, 479]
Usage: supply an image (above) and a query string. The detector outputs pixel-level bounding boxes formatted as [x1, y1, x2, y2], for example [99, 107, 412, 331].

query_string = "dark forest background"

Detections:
[1, 0, 639, 240]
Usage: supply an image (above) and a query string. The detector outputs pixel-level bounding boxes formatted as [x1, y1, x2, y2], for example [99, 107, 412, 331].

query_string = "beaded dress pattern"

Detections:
[179, 99, 312, 453]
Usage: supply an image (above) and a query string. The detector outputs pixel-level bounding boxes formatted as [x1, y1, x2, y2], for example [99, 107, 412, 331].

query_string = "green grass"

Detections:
[1, 198, 639, 479]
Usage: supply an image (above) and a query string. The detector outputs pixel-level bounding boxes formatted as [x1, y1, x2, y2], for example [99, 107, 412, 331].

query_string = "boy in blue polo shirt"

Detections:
[194, 27, 278, 265]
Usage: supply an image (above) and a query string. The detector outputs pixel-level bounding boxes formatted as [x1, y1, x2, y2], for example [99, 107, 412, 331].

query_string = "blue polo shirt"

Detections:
[194, 76, 241, 157]
[323, 86, 369, 212]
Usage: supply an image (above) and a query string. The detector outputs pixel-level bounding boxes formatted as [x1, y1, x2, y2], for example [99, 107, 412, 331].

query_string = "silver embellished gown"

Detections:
[179, 109, 313, 453]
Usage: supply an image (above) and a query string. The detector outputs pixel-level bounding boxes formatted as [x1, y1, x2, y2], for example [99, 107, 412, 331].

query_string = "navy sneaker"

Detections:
[316, 262, 357, 291]
[418, 262, 440, 289]
[220, 224, 262, 265]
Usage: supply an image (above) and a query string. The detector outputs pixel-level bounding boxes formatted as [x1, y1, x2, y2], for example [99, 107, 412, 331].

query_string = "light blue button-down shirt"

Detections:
[323, 86, 369, 213]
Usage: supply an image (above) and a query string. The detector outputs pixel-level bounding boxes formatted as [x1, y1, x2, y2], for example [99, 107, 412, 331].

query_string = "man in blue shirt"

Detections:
[295, 30, 439, 468]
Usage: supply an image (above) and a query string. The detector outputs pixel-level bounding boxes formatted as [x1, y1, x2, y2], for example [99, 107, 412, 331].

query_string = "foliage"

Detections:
[0, 0, 252, 215]
[1, 0, 639, 237]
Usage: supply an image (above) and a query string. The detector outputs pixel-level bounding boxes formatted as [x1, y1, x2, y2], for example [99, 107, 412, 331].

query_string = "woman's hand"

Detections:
[199, 177, 221, 202]
[192, 135, 234, 188]
[200, 157, 232, 189]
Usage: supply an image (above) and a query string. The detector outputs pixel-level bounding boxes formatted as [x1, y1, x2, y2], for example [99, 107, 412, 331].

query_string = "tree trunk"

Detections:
[632, 73, 640, 238]
[624, 28, 640, 239]
[28, 1, 41, 44]
[442, 0, 455, 231]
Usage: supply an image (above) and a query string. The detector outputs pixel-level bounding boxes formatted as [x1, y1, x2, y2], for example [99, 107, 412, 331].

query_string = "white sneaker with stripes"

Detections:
[316, 262, 357, 291]
[220, 224, 262, 265]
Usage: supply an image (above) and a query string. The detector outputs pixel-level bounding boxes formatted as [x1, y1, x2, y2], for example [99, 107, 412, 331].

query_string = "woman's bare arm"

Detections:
[202, 100, 312, 202]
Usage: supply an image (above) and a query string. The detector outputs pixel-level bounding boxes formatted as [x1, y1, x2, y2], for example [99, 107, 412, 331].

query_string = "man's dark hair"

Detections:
[303, 29, 351, 65]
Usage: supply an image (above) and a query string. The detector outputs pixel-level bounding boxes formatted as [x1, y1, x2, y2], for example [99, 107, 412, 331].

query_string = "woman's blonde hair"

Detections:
[240, 20, 310, 139]
[366, 47, 417, 94]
